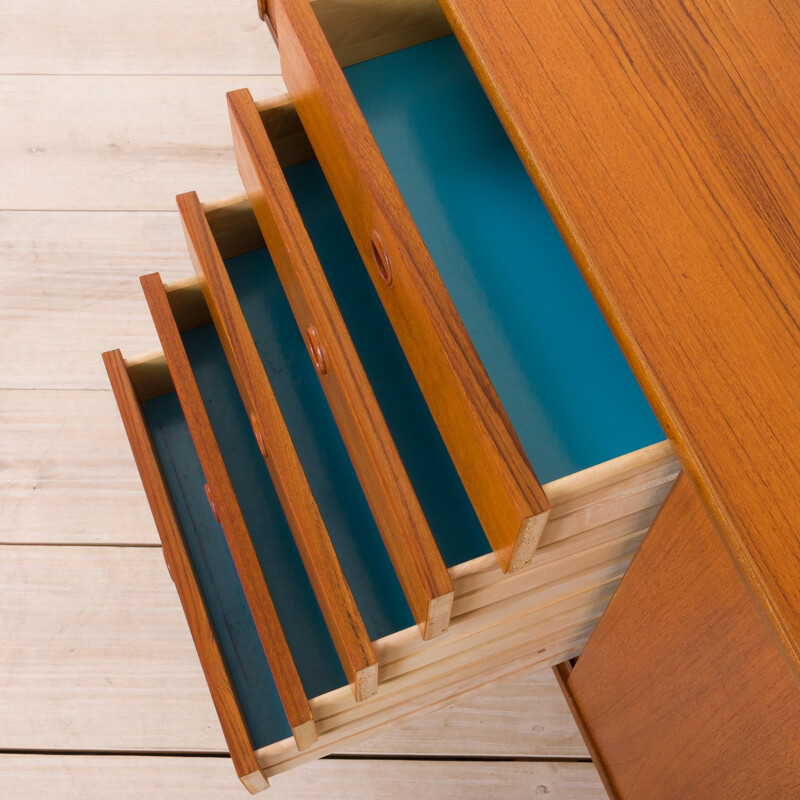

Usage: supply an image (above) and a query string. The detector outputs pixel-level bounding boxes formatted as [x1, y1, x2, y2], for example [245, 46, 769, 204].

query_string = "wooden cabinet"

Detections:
[103, 0, 798, 793]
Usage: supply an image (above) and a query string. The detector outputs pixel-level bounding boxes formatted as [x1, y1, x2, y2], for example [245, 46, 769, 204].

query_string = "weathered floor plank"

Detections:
[1, 0, 279, 75]
[0, 756, 605, 799]
[0, 212, 190, 391]
[0, 0, 599, 788]
[357, 667, 589, 758]
[0, 545, 588, 757]
[0, 390, 159, 545]
[0, 76, 284, 211]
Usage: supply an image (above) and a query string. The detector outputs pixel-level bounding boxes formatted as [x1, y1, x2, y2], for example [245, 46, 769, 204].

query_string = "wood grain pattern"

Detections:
[0, 509, 628, 773]
[0, 755, 607, 800]
[204, 195, 264, 261]
[253, 436, 673, 775]
[261, 0, 449, 66]
[203, 101, 309, 260]
[0, 210, 191, 392]
[0, 545, 221, 752]
[440, 0, 800, 682]
[126, 350, 173, 401]
[255, 94, 314, 164]
[0, 388, 163, 544]
[566, 474, 800, 798]
[258, 614, 603, 777]
[4, 0, 598, 789]
[1, 442, 662, 764]
[352, 668, 590, 758]
[227, 87, 454, 640]
[177, 189, 378, 701]
[139, 273, 316, 749]
[101, 350, 267, 792]
[272, 0, 551, 574]
[164, 277, 212, 333]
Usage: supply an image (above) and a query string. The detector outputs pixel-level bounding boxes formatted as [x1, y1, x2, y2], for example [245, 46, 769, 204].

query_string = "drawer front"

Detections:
[102, 349, 268, 793]
[272, 0, 551, 574]
[226, 87, 454, 641]
[177, 190, 378, 701]
[177, 192, 378, 701]
[140, 273, 317, 751]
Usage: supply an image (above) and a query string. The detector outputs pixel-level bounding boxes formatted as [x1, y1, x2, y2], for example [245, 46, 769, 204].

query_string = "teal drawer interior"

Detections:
[344, 34, 664, 480]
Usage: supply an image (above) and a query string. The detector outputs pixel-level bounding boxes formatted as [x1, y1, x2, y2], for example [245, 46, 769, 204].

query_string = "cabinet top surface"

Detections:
[440, 0, 800, 678]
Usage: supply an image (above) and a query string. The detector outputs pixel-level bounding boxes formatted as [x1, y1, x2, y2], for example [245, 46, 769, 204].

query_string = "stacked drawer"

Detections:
[104, 0, 678, 791]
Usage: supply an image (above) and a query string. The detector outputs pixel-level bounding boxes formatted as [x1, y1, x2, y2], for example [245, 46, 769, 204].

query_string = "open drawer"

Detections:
[104, 84, 678, 790]
[264, 0, 671, 573]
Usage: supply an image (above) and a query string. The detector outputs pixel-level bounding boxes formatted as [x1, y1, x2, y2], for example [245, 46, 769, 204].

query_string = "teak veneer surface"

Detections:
[343, 36, 662, 483]
[142, 356, 346, 752]
[440, 0, 800, 680]
[566, 474, 800, 798]
[271, 11, 666, 563]
[106, 31, 690, 775]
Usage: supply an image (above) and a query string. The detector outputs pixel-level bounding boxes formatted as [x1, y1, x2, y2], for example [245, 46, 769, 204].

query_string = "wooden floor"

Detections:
[0, 1, 605, 795]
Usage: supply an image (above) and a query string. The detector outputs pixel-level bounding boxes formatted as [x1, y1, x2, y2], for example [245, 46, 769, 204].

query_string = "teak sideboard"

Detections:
[103, 0, 800, 796]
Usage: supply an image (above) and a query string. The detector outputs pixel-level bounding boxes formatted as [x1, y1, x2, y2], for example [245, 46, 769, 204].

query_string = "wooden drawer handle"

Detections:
[271, 0, 551, 573]
[204, 482, 221, 523]
[140, 272, 317, 750]
[228, 87, 454, 640]
[305, 324, 328, 375]
[249, 411, 268, 460]
[370, 230, 392, 286]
